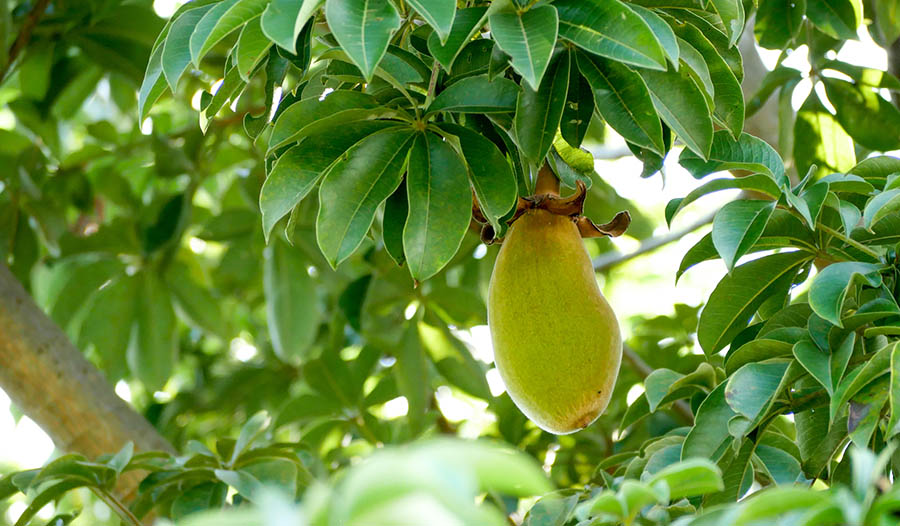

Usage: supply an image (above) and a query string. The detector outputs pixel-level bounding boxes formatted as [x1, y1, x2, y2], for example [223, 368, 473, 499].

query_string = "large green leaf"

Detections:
[79, 275, 136, 379]
[395, 321, 430, 435]
[678, 131, 786, 182]
[698, 251, 812, 354]
[515, 53, 570, 163]
[235, 16, 272, 82]
[627, 4, 678, 66]
[793, 333, 855, 396]
[725, 362, 789, 424]
[167, 263, 227, 338]
[554, 0, 665, 70]
[489, 5, 558, 90]
[794, 95, 856, 179]
[427, 7, 488, 71]
[403, 132, 471, 282]
[263, 239, 322, 363]
[161, 4, 214, 91]
[709, 0, 745, 47]
[576, 51, 663, 154]
[129, 272, 177, 391]
[824, 78, 900, 151]
[808, 261, 883, 326]
[670, 21, 744, 137]
[439, 123, 517, 231]
[427, 75, 519, 114]
[559, 60, 595, 148]
[806, 0, 862, 40]
[711, 199, 777, 271]
[325, 0, 401, 81]
[260, 121, 396, 241]
[682, 383, 736, 460]
[261, 0, 322, 52]
[138, 42, 168, 120]
[830, 341, 894, 421]
[190, 0, 269, 66]
[317, 128, 415, 267]
[269, 90, 384, 150]
[638, 66, 713, 158]
[863, 188, 900, 229]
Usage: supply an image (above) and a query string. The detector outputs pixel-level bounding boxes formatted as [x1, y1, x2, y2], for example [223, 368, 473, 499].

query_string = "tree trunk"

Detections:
[0, 263, 173, 480]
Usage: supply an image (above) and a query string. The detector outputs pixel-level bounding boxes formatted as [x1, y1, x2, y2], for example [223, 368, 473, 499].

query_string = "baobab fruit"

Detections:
[487, 208, 622, 434]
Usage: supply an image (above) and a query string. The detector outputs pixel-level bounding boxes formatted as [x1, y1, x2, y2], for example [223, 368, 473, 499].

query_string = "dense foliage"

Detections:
[1, 0, 900, 525]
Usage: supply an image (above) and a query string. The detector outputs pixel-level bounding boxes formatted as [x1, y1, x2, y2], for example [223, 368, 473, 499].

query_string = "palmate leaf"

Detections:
[711, 199, 777, 271]
[426, 75, 519, 114]
[427, 7, 489, 71]
[638, 66, 713, 158]
[235, 16, 272, 82]
[161, 4, 214, 91]
[515, 52, 570, 163]
[129, 271, 177, 391]
[190, 0, 269, 67]
[808, 261, 883, 326]
[263, 239, 321, 363]
[405, 0, 456, 43]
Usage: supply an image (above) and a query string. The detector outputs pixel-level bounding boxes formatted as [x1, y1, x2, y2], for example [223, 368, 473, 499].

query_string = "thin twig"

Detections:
[592, 209, 717, 272]
[92, 488, 144, 526]
[622, 345, 694, 424]
[0, 0, 51, 83]
[424, 58, 440, 109]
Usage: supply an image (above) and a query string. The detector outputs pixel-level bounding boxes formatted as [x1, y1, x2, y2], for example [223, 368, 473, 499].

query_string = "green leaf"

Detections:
[793, 333, 855, 396]
[554, 0, 665, 70]
[269, 90, 384, 150]
[427, 75, 519, 114]
[830, 342, 894, 421]
[167, 263, 227, 338]
[231, 411, 270, 464]
[515, 53, 570, 163]
[682, 382, 737, 461]
[734, 486, 830, 525]
[576, 51, 663, 155]
[876, 0, 900, 45]
[709, 0, 745, 47]
[887, 343, 900, 437]
[677, 38, 714, 105]
[382, 182, 408, 266]
[260, 121, 396, 240]
[559, 63, 594, 148]
[489, 5, 558, 90]
[263, 238, 322, 362]
[808, 262, 883, 326]
[822, 60, 900, 90]
[395, 322, 429, 435]
[427, 7, 488, 71]
[107, 442, 134, 474]
[317, 128, 415, 267]
[261, 0, 322, 52]
[712, 200, 777, 271]
[648, 459, 723, 500]
[406, 0, 455, 43]
[679, 131, 786, 182]
[14, 480, 88, 526]
[129, 272, 177, 392]
[162, 4, 214, 91]
[666, 174, 782, 226]
[403, 132, 471, 282]
[325, 0, 401, 81]
[746, 66, 803, 118]
[235, 16, 272, 82]
[863, 188, 900, 228]
[78, 275, 136, 379]
[725, 362, 790, 423]
[670, 21, 744, 137]
[806, 0, 862, 40]
[523, 492, 578, 526]
[138, 42, 168, 120]
[439, 123, 517, 231]
[794, 95, 857, 178]
[638, 66, 713, 158]
[698, 251, 812, 354]
[824, 78, 900, 151]
[190, 0, 269, 67]
[215, 469, 264, 500]
[627, 4, 678, 66]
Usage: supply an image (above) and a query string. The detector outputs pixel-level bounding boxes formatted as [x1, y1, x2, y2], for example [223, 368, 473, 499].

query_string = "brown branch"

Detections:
[0, 0, 51, 83]
[0, 263, 174, 500]
[622, 345, 694, 424]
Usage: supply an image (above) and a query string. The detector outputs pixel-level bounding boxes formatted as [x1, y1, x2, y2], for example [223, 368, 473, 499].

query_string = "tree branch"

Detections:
[0, 0, 51, 84]
[0, 263, 174, 498]
[592, 209, 716, 272]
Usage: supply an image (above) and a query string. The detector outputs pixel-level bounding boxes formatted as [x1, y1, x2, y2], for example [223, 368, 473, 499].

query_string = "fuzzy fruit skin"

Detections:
[488, 208, 622, 434]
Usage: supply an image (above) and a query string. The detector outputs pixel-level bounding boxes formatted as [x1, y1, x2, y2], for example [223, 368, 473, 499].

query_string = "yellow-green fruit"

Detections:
[488, 208, 622, 434]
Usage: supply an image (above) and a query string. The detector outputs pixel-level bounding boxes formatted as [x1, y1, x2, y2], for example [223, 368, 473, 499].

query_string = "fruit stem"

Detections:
[535, 161, 560, 197]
